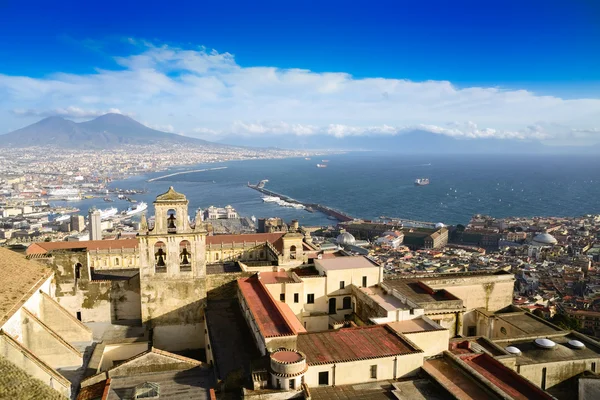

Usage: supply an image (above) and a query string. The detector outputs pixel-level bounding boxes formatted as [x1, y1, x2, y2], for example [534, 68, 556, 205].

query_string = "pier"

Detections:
[147, 167, 228, 182]
[247, 183, 354, 222]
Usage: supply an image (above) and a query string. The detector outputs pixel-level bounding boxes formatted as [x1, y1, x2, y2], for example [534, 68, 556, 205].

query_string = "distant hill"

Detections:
[0, 114, 221, 149]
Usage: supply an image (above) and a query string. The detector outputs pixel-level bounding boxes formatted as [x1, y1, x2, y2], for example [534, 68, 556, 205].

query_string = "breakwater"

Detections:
[148, 167, 228, 182]
[247, 183, 354, 222]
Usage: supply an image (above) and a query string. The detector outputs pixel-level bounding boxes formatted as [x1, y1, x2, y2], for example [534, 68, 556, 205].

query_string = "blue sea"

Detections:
[59, 152, 600, 226]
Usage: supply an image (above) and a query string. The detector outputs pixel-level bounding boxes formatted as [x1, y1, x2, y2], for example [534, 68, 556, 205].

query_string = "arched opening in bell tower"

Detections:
[179, 240, 192, 272]
[290, 245, 297, 259]
[167, 209, 177, 233]
[154, 241, 167, 273]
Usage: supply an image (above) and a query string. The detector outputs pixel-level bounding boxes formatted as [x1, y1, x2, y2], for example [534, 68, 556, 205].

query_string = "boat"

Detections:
[316, 164, 327, 168]
[415, 178, 430, 186]
[53, 214, 71, 223]
[99, 207, 118, 220]
[322, 160, 329, 162]
[305, 157, 311, 160]
[103, 197, 114, 202]
[65, 195, 82, 201]
[125, 202, 148, 216]
[262, 196, 280, 203]
[48, 187, 80, 197]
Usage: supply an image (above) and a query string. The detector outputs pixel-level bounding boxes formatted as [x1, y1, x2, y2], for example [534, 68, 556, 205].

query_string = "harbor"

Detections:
[247, 181, 354, 222]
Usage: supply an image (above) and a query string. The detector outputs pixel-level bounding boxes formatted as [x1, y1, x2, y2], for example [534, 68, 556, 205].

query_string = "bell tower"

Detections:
[139, 187, 208, 351]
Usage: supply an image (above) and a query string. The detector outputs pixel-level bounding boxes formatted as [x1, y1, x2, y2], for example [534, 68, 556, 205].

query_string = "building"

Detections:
[88, 208, 102, 240]
[70, 214, 85, 232]
[203, 205, 238, 220]
[403, 227, 449, 250]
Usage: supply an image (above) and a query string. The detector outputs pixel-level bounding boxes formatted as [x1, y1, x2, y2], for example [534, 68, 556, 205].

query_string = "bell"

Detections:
[181, 248, 190, 264]
[155, 248, 166, 267]
[167, 214, 176, 230]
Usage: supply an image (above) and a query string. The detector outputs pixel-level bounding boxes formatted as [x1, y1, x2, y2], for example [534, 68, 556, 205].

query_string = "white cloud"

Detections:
[10, 106, 127, 119]
[1, 40, 599, 143]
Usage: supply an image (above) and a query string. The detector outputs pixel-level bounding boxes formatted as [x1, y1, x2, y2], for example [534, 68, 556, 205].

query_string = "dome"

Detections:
[505, 346, 521, 355]
[531, 233, 557, 246]
[534, 338, 556, 349]
[336, 232, 356, 245]
[568, 339, 585, 349]
[435, 222, 445, 229]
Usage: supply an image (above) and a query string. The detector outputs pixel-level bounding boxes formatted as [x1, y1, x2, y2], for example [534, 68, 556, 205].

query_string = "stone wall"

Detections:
[207, 272, 253, 301]
[39, 292, 92, 343]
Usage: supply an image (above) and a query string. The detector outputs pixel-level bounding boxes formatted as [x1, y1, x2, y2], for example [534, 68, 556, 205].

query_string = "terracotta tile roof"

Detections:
[206, 232, 284, 246]
[77, 379, 110, 400]
[0, 248, 53, 325]
[459, 353, 554, 400]
[238, 275, 301, 338]
[26, 239, 138, 255]
[297, 325, 421, 365]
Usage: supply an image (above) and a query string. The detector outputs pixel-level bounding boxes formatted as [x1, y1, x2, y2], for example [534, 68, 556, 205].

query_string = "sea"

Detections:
[56, 152, 600, 226]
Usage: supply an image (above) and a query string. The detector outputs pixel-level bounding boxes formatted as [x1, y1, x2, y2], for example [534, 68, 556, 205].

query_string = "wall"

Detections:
[39, 293, 93, 343]
[303, 353, 423, 387]
[403, 329, 449, 357]
[0, 334, 71, 398]
[88, 248, 139, 269]
[424, 312, 458, 336]
[99, 342, 149, 371]
[300, 276, 327, 315]
[21, 309, 82, 368]
[518, 359, 600, 390]
[423, 274, 514, 312]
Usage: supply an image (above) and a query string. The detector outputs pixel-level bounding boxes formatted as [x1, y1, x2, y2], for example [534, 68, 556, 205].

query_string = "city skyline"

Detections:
[1, 1, 599, 146]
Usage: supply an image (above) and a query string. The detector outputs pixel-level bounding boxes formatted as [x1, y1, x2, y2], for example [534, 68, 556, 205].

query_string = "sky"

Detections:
[0, 0, 599, 145]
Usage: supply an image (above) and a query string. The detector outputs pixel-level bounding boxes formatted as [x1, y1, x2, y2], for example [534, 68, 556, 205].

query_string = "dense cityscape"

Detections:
[2, 2, 600, 400]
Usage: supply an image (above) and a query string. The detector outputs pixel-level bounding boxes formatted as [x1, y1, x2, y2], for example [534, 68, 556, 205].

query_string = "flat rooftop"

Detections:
[258, 271, 296, 284]
[496, 312, 563, 336]
[494, 333, 600, 366]
[359, 286, 410, 312]
[382, 280, 462, 306]
[315, 256, 379, 271]
[388, 318, 442, 334]
[297, 325, 421, 365]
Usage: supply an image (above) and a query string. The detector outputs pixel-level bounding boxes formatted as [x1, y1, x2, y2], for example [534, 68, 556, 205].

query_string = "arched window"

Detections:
[154, 241, 167, 273]
[167, 209, 177, 233]
[179, 240, 192, 272]
[115, 258, 119, 266]
[290, 245, 297, 259]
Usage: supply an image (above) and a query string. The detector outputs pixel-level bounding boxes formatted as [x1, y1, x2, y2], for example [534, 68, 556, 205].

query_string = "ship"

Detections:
[53, 214, 71, 223]
[322, 160, 330, 162]
[415, 178, 430, 186]
[65, 195, 82, 201]
[99, 207, 118, 220]
[48, 187, 80, 197]
[316, 164, 327, 168]
[124, 202, 148, 216]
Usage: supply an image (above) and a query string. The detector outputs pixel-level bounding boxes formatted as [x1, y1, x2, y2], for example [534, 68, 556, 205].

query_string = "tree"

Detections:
[456, 224, 466, 232]
[550, 313, 580, 330]
[532, 309, 545, 318]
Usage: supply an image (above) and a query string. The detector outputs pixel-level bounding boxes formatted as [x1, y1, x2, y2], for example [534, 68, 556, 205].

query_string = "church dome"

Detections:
[531, 233, 558, 246]
[336, 232, 356, 245]
[435, 222, 445, 229]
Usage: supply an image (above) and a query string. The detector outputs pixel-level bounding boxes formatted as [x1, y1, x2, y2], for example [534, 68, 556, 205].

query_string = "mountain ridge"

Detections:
[0, 114, 218, 149]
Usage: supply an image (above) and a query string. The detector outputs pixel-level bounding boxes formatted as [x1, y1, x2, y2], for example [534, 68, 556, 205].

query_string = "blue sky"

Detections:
[0, 0, 599, 144]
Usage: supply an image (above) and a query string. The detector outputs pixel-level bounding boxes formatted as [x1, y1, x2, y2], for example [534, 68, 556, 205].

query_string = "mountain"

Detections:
[216, 130, 597, 154]
[0, 114, 219, 149]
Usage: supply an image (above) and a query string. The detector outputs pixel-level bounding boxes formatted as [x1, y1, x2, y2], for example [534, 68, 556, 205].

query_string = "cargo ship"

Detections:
[316, 164, 327, 168]
[100, 207, 118, 220]
[415, 178, 430, 186]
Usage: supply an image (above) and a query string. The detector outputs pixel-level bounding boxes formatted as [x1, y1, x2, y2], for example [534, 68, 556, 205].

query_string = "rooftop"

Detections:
[0, 356, 67, 400]
[315, 256, 379, 271]
[237, 276, 305, 338]
[297, 325, 421, 365]
[388, 318, 443, 334]
[0, 247, 53, 324]
[206, 232, 284, 247]
[495, 312, 564, 336]
[359, 286, 411, 312]
[494, 333, 600, 366]
[155, 186, 187, 202]
[382, 280, 462, 306]
[258, 271, 296, 284]
[26, 239, 138, 255]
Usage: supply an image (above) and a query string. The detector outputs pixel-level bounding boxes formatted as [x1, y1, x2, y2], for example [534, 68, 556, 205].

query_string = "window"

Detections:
[339, 281, 345, 290]
[593, 362, 597, 373]
[318, 371, 329, 386]
[370, 365, 377, 379]
[276, 379, 281, 389]
[409, 309, 414, 315]
[115, 258, 119, 266]
[500, 326, 507, 335]
[342, 296, 351, 310]
[362, 276, 367, 287]
[289, 379, 295, 389]
[294, 293, 299, 303]
[134, 382, 159, 399]
[76, 311, 82, 321]
[307, 294, 315, 304]
[467, 326, 476, 336]
[280, 293, 285, 302]
[75, 263, 81, 279]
